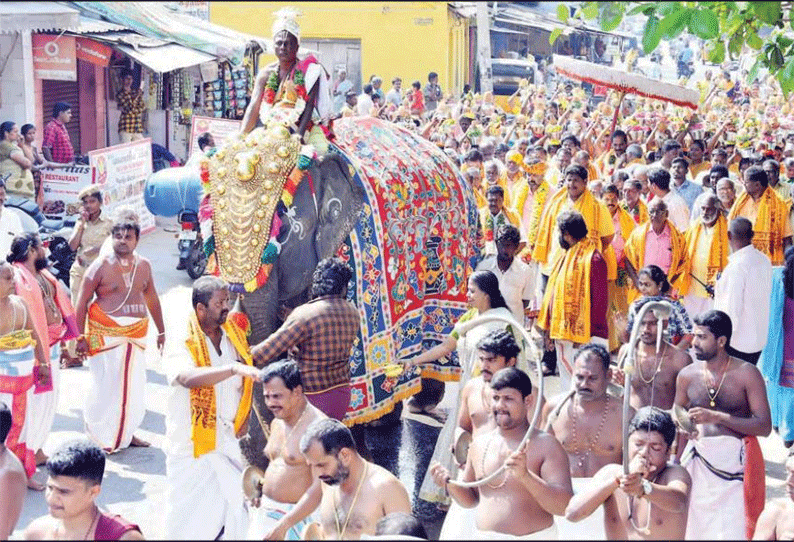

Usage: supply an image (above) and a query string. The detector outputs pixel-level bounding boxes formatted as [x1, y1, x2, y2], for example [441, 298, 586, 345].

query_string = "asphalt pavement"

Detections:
[10, 217, 792, 539]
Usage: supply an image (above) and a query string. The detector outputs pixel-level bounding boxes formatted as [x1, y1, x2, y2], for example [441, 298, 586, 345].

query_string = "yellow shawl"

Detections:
[623, 220, 688, 303]
[728, 187, 790, 265]
[512, 180, 551, 250]
[623, 199, 650, 225]
[186, 312, 254, 458]
[678, 215, 729, 297]
[613, 206, 636, 248]
[531, 189, 617, 280]
[538, 237, 598, 343]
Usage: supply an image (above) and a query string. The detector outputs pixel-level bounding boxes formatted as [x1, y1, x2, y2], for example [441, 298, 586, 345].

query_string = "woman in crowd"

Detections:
[0, 121, 35, 200]
[622, 264, 694, 349]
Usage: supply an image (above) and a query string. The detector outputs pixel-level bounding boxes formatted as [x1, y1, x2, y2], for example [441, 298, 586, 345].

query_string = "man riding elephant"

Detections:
[241, 7, 333, 151]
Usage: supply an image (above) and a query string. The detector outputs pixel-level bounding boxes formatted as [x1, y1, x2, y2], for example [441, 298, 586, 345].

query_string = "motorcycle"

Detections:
[176, 208, 206, 279]
[143, 160, 205, 279]
[4, 194, 76, 288]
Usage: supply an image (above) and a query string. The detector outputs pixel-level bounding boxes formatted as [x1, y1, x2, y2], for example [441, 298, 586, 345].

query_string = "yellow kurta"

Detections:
[689, 160, 711, 180]
[512, 180, 553, 257]
[728, 187, 793, 265]
[678, 215, 729, 298]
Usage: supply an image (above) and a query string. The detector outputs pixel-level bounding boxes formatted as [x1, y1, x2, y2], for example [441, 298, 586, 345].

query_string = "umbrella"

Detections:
[552, 54, 700, 150]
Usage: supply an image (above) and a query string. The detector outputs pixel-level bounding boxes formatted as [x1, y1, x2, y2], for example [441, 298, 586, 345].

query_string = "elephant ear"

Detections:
[314, 153, 364, 260]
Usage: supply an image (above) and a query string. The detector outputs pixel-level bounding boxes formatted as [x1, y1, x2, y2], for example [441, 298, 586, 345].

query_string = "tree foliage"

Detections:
[553, 2, 794, 96]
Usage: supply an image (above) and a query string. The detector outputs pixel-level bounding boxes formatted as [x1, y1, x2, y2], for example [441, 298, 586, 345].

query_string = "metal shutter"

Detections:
[42, 78, 81, 155]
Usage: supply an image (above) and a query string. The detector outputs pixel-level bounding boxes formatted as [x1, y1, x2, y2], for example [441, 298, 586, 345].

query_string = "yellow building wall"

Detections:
[210, 1, 469, 96]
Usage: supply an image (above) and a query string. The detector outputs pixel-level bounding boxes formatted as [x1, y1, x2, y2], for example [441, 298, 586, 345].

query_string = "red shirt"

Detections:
[95, 512, 141, 540]
[409, 88, 425, 115]
[42, 119, 74, 163]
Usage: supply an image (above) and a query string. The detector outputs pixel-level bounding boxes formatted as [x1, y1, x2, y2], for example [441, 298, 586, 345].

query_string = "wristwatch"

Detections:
[641, 478, 653, 496]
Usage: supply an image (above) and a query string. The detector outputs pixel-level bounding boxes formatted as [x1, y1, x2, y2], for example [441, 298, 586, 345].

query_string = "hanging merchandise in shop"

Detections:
[171, 70, 196, 125]
[201, 62, 250, 120]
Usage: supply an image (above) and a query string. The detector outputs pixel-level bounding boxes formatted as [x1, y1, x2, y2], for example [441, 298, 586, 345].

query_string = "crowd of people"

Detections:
[2, 6, 794, 541]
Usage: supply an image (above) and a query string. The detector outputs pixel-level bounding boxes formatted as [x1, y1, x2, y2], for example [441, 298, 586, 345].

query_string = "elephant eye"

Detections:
[324, 197, 342, 222]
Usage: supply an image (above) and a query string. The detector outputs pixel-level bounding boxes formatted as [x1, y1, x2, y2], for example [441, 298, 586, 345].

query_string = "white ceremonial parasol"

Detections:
[552, 54, 700, 150]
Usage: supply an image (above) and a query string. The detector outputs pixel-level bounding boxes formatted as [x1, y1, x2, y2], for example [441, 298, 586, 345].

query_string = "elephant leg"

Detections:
[350, 402, 403, 476]
[239, 381, 273, 471]
[407, 378, 445, 412]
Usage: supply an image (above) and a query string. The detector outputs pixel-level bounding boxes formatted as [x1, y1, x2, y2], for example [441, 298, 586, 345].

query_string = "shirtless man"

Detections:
[430, 367, 572, 539]
[565, 407, 691, 540]
[674, 309, 772, 540]
[616, 306, 691, 410]
[0, 402, 26, 539]
[753, 451, 794, 540]
[265, 418, 411, 540]
[543, 343, 632, 540]
[248, 360, 326, 539]
[23, 440, 144, 540]
[458, 329, 520, 443]
[75, 218, 165, 452]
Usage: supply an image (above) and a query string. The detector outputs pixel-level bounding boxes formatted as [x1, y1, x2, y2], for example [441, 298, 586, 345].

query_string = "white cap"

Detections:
[272, 7, 302, 42]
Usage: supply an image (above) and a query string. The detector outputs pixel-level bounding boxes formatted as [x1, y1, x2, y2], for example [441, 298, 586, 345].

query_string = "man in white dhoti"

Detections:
[7, 233, 79, 473]
[75, 217, 165, 453]
[674, 310, 771, 540]
[163, 276, 261, 540]
[247, 360, 325, 539]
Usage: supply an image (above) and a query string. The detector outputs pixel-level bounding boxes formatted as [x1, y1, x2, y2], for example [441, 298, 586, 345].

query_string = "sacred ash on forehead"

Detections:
[271, 7, 302, 41]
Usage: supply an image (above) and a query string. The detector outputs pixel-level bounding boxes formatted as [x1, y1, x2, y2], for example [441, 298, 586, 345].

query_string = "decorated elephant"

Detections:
[148, 116, 481, 477]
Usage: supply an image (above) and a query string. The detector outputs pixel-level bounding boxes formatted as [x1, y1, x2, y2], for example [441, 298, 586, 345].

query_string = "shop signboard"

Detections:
[32, 34, 77, 81]
[88, 139, 156, 234]
[188, 116, 242, 155]
[76, 37, 113, 67]
[40, 165, 94, 219]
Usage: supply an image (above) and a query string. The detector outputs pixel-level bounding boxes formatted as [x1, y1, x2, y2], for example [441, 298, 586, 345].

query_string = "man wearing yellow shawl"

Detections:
[603, 185, 636, 352]
[538, 212, 609, 390]
[679, 194, 729, 318]
[479, 185, 522, 256]
[532, 165, 616, 289]
[728, 165, 793, 265]
[622, 179, 650, 225]
[595, 129, 629, 180]
[623, 199, 688, 304]
[164, 276, 260, 540]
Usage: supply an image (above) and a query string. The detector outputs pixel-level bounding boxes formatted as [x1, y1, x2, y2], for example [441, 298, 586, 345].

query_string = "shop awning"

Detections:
[114, 42, 216, 73]
[80, 30, 216, 72]
[0, 2, 80, 34]
[69, 2, 260, 65]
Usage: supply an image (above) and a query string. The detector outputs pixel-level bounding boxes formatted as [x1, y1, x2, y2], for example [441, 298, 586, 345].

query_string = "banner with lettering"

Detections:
[40, 165, 95, 219]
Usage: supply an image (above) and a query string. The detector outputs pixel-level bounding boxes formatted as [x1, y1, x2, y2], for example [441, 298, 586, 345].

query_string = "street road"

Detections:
[10, 216, 792, 539]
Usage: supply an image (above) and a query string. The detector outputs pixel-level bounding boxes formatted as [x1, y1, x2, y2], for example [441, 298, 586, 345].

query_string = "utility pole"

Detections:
[476, 1, 493, 94]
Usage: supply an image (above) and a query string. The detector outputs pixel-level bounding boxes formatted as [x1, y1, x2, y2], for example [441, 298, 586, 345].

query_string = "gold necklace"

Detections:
[334, 461, 368, 539]
[570, 394, 610, 470]
[636, 343, 667, 385]
[481, 432, 509, 489]
[35, 273, 60, 316]
[628, 471, 661, 535]
[704, 360, 730, 407]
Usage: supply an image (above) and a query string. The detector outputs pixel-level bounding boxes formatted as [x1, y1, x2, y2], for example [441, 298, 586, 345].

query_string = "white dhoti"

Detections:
[247, 493, 315, 540]
[474, 523, 558, 540]
[555, 340, 576, 392]
[166, 449, 249, 540]
[0, 341, 36, 476]
[438, 501, 477, 540]
[26, 341, 61, 451]
[682, 435, 745, 540]
[555, 477, 606, 540]
[682, 294, 713, 321]
[83, 315, 147, 453]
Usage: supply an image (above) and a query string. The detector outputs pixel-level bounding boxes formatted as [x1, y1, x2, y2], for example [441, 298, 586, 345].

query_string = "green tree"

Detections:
[553, 2, 794, 95]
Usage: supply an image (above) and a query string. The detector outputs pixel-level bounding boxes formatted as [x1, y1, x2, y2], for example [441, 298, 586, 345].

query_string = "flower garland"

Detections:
[264, 68, 308, 106]
[483, 211, 508, 243]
